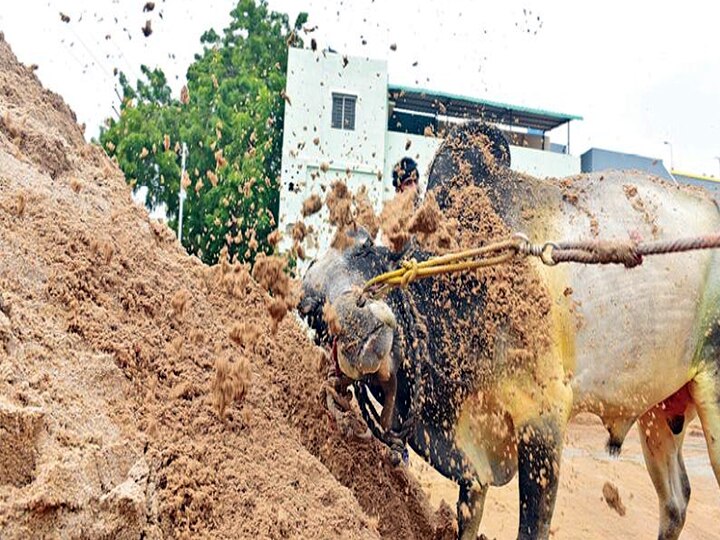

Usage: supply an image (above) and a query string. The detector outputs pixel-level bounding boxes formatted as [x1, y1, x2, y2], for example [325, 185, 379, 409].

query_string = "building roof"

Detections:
[388, 84, 582, 132]
[672, 170, 720, 184]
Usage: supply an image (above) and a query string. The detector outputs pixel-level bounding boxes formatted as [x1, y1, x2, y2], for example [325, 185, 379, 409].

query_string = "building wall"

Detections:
[510, 146, 580, 178]
[279, 48, 389, 259]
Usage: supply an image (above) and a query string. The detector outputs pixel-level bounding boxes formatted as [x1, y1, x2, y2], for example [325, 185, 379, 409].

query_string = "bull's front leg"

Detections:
[376, 364, 397, 431]
[516, 419, 563, 540]
[504, 359, 572, 540]
[458, 481, 488, 540]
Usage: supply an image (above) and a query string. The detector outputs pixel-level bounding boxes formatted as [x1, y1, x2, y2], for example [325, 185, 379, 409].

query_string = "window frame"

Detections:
[331, 92, 357, 130]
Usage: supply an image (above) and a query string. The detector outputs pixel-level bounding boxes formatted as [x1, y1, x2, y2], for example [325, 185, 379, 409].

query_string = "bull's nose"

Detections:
[337, 348, 363, 380]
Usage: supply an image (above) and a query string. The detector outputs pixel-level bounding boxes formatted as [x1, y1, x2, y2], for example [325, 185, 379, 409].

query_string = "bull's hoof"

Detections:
[322, 384, 372, 442]
[388, 445, 409, 468]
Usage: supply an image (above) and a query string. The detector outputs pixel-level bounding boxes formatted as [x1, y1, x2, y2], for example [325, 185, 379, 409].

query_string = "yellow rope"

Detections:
[364, 236, 526, 293]
[363, 230, 720, 296]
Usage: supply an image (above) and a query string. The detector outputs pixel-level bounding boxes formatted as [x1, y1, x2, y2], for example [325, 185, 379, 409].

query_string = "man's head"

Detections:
[392, 157, 419, 193]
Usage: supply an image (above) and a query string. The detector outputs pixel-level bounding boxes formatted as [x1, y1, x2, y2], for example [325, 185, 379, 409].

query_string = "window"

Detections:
[331, 93, 356, 130]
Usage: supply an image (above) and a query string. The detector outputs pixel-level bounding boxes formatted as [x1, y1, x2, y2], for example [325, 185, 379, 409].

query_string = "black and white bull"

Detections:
[299, 123, 720, 540]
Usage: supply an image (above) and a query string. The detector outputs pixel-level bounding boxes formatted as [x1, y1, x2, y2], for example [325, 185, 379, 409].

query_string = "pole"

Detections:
[715, 156, 720, 178]
[178, 142, 187, 244]
[567, 122, 570, 155]
[662, 141, 678, 186]
[663, 141, 674, 172]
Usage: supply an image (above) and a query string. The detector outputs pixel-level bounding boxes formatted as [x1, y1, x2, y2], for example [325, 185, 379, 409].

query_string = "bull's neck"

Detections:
[484, 170, 549, 232]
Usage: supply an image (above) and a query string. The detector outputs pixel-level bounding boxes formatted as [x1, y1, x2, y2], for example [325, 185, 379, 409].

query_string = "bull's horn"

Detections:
[368, 300, 397, 329]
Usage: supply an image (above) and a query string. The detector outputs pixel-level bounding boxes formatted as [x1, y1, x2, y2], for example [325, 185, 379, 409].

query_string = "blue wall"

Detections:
[581, 148, 673, 180]
[673, 174, 720, 198]
[581, 148, 720, 199]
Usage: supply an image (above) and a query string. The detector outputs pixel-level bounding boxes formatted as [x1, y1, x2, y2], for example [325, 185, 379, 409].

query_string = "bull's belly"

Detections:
[563, 257, 704, 415]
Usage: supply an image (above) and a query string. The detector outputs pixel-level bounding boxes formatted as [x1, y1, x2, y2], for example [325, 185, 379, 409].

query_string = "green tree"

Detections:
[100, 0, 307, 264]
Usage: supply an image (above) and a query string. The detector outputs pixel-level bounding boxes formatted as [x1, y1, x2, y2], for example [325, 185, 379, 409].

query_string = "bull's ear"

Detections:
[298, 290, 330, 345]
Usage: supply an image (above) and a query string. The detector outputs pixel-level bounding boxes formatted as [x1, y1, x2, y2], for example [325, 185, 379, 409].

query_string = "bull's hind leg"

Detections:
[688, 318, 720, 486]
[638, 386, 694, 540]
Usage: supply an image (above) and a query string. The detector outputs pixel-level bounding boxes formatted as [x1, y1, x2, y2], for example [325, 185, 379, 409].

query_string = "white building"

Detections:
[279, 47, 582, 271]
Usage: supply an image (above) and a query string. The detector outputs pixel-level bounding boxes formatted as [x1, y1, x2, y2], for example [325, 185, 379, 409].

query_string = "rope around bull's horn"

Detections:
[364, 232, 720, 295]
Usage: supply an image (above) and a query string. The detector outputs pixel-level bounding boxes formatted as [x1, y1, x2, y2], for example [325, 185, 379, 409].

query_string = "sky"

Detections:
[1, 0, 718, 177]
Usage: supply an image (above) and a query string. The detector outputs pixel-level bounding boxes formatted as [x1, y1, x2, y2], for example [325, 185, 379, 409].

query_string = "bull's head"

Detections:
[299, 229, 399, 382]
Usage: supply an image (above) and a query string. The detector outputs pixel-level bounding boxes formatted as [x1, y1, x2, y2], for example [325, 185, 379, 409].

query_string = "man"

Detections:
[392, 157, 419, 194]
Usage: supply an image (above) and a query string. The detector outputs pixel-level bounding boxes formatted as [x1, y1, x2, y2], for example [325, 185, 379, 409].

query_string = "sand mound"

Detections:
[0, 35, 437, 539]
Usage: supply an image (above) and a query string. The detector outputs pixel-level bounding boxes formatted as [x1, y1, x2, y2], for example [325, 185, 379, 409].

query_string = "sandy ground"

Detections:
[412, 414, 718, 539]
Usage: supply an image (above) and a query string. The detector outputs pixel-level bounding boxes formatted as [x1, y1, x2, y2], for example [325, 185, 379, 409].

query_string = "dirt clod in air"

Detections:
[267, 229, 281, 246]
[353, 185, 380, 239]
[212, 355, 252, 419]
[323, 300, 342, 336]
[251, 253, 300, 330]
[326, 180, 355, 249]
[302, 193, 322, 217]
[602, 481, 626, 516]
[380, 189, 458, 252]
[291, 220, 307, 242]
[380, 187, 416, 251]
[409, 196, 441, 233]
[141, 20, 152, 37]
[325, 180, 382, 249]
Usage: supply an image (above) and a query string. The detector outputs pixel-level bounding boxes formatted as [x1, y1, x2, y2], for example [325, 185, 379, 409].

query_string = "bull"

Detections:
[299, 123, 720, 540]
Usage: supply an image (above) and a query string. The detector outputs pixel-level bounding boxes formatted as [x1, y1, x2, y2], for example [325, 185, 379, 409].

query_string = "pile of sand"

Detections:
[0, 35, 441, 539]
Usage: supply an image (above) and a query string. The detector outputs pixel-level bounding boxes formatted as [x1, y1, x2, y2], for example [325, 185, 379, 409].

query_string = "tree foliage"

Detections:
[100, 0, 307, 264]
